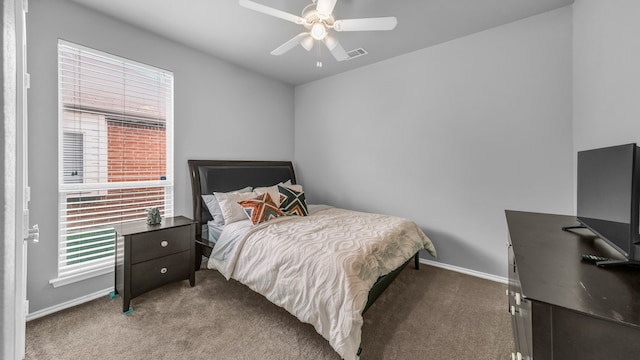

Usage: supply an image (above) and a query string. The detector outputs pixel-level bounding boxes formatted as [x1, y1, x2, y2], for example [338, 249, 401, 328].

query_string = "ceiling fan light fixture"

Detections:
[310, 22, 327, 40]
[301, 36, 314, 51]
[324, 35, 337, 50]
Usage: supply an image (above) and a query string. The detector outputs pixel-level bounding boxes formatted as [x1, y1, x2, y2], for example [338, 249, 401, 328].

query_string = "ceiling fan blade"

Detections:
[239, 0, 305, 25]
[316, 0, 337, 19]
[334, 17, 398, 32]
[271, 33, 309, 56]
[323, 36, 349, 62]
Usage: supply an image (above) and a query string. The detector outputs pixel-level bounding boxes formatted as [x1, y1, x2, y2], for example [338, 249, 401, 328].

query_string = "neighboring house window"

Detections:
[62, 132, 84, 184]
[54, 40, 174, 285]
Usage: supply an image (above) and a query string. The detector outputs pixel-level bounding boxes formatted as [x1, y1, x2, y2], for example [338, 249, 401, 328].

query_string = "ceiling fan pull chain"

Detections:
[316, 40, 322, 68]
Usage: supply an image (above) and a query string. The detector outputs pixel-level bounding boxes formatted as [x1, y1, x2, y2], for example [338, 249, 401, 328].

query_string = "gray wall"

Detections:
[28, 0, 640, 314]
[573, 0, 640, 153]
[294, 7, 574, 278]
[26, 0, 294, 313]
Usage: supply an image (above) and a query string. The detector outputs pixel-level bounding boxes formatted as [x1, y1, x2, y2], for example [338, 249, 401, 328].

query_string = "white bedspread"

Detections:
[207, 206, 436, 360]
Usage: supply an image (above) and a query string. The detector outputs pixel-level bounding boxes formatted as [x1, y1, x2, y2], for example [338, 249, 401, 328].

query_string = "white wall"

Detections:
[295, 7, 574, 278]
[26, 0, 294, 314]
[2, 1, 17, 356]
[573, 0, 640, 152]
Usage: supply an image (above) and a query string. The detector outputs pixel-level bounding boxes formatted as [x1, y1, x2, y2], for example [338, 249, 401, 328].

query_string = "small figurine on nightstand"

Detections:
[146, 207, 162, 225]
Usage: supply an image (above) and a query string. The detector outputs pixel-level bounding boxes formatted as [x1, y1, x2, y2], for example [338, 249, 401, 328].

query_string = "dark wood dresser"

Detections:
[113, 216, 196, 313]
[505, 210, 640, 360]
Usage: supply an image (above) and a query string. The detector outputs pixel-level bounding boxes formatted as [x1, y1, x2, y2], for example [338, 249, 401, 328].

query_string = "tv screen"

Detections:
[577, 143, 639, 260]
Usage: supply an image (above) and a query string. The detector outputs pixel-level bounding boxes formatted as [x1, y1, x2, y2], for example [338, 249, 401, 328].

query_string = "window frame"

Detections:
[52, 40, 174, 287]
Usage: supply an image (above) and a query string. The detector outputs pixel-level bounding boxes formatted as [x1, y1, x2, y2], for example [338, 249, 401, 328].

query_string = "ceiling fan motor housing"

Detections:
[302, 3, 335, 34]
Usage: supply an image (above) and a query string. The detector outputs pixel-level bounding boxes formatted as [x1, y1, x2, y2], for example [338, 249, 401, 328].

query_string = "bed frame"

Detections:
[187, 159, 419, 317]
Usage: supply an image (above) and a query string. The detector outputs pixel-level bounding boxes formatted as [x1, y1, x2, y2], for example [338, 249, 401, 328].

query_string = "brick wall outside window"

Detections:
[64, 121, 167, 231]
[107, 121, 166, 182]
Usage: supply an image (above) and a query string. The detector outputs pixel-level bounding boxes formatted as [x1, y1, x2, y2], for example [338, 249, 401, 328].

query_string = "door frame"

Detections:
[2, 0, 28, 358]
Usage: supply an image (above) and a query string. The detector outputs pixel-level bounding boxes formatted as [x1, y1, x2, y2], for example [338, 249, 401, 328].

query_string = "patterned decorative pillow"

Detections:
[238, 193, 284, 225]
[253, 180, 299, 207]
[278, 185, 308, 216]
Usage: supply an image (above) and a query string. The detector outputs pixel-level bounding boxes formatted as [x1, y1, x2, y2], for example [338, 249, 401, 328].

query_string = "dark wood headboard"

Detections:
[187, 160, 296, 239]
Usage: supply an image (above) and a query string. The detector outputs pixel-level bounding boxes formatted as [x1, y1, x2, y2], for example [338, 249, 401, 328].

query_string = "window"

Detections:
[54, 41, 174, 286]
[63, 132, 84, 184]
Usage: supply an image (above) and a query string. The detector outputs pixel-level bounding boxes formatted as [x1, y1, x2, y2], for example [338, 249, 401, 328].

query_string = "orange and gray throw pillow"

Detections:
[238, 192, 284, 225]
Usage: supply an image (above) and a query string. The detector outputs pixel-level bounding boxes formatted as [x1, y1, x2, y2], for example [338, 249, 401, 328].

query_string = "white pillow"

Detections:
[215, 190, 258, 225]
[204, 186, 252, 225]
[254, 180, 301, 207]
[202, 195, 221, 224]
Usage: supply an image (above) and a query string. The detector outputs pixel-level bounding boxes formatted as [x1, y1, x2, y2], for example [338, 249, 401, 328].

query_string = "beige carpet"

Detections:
[26, 265, 513, 359]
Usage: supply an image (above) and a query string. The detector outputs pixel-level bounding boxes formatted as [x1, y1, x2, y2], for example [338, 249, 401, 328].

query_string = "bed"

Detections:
[188, 160, 436, 359]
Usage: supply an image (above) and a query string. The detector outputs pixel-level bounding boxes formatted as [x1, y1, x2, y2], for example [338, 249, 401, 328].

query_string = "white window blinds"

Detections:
[56, 41, 174, 283]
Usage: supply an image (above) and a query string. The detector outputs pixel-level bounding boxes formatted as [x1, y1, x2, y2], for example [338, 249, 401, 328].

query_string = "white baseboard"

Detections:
[26, 287, 113, 322]
[419, 258, 508, 284]
[26, 260, 505, 321]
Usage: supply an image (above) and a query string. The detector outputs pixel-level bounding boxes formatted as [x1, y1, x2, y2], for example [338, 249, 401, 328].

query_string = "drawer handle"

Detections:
[160, 267, 168, 274]
[160, 240, 169, 247]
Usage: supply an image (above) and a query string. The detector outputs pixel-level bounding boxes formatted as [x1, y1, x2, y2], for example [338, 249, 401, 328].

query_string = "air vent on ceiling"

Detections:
[346, 48, 368, 60]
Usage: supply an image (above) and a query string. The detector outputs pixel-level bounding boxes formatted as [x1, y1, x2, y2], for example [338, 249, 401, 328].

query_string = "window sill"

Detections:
[49, 266, 113, 288]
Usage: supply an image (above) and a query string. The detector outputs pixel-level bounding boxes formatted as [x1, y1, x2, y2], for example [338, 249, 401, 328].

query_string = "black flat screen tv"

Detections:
[575, 143, 640, 266]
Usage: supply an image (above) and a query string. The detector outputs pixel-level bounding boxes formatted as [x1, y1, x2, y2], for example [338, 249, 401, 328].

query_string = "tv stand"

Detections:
[506, 211, 640, 360]
[595, 258, 640, 268]
[561, 224, 586, 231]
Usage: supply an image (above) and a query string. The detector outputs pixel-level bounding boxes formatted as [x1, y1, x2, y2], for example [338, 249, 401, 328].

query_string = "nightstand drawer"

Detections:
[130, 250, 190, 298]
[130, 226, 191, 264]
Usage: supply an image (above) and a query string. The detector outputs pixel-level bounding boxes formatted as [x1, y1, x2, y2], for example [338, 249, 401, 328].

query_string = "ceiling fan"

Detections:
[238, 0, 397, 62]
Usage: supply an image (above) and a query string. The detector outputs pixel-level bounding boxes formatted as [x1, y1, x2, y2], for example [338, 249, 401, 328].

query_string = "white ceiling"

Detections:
[68, 0, 574, 86]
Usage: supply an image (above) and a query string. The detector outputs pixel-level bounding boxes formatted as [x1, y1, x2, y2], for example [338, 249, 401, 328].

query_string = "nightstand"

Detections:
[113, 216, 195, 313]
